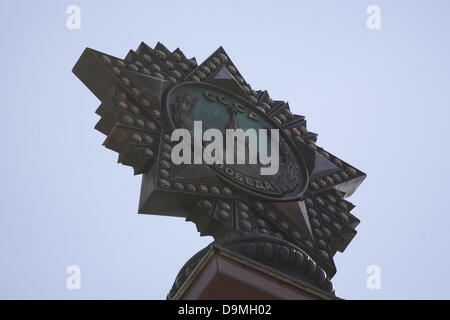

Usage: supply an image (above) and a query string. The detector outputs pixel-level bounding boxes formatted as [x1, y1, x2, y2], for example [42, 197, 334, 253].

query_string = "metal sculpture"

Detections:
[73, 42, 366, 299]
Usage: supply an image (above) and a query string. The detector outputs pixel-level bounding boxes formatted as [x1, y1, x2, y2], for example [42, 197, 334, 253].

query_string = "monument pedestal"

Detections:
[168, 235, 337, 300]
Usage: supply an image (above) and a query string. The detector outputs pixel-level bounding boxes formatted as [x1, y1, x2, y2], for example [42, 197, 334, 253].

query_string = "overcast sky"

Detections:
[1, 0, 450, 299]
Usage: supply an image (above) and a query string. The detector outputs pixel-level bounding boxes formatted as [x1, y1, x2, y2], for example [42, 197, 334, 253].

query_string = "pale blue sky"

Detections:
[1, 0, 450, 299]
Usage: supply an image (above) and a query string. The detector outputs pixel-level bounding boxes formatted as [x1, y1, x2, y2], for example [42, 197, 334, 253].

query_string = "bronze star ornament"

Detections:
[73, 42, 366, 298]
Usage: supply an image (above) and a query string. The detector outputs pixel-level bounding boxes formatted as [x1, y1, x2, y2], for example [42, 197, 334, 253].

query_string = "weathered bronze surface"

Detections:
[73, 42, 366, 297]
